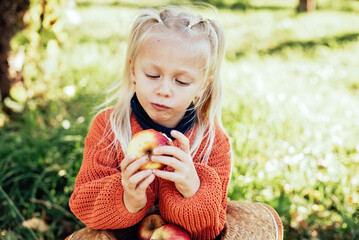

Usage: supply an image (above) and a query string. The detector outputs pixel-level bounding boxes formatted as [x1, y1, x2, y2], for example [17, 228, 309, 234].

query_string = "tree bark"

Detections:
[0, 0, 29, 101]
[298, 0, 316, 12]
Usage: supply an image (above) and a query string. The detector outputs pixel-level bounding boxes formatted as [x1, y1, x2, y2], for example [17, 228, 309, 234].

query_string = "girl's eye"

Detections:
[145, 74, 160, 79]
[176, 79, 189, 86]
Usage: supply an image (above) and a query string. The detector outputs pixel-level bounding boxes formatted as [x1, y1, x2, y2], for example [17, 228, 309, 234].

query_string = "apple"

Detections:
[127, 129, 173, 170]
[151, 224, 191, 240]
[138, 214, 166, 240]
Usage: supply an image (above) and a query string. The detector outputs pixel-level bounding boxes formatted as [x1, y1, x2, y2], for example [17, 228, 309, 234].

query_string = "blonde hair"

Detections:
[100, 6, 226, 164]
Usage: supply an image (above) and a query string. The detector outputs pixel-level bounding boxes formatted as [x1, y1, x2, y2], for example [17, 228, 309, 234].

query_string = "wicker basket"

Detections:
[65, 201, 283, 240]
[219, 201, 283, 240]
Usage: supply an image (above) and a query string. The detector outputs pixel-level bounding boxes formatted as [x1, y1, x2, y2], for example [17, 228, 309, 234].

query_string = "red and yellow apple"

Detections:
[138, 214, 166, 240]
[127, 129, 173, 170]
[151, 224, 191, 240]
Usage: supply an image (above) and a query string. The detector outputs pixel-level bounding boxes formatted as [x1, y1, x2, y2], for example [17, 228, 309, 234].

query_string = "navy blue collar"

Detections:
[130, 94, 196, 139]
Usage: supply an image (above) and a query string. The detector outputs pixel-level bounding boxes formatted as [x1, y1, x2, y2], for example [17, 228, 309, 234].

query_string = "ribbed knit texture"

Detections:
[69, 108, 232, 240]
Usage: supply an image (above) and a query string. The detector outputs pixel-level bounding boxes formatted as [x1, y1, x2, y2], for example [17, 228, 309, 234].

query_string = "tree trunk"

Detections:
[298, 0, 316, 12]
[0, 0, 29, 102]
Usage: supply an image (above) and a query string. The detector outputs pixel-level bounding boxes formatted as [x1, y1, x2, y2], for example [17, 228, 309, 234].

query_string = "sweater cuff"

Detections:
[159, 163, 223, 235]
[112, 174, 156, 228]
[162, 163, 222, 203]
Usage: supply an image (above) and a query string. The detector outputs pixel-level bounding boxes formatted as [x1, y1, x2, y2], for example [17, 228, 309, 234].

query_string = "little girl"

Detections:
[69, 7, 231, 240]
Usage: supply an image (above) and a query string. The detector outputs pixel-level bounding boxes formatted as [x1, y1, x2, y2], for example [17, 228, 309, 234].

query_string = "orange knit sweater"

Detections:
[69, 108, 232, 240]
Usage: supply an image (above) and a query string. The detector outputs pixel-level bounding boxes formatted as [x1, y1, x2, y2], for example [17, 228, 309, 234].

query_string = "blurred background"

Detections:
[1, 0, 359, 239]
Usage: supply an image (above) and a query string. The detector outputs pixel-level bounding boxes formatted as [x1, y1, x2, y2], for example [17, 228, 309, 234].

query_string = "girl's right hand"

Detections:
[120, 155, 155, 213]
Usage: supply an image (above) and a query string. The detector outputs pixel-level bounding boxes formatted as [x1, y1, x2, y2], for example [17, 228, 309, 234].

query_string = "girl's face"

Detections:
[131, 34, 206, 128]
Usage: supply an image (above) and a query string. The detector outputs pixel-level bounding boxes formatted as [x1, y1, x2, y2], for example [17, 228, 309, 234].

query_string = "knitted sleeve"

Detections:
[69, 110, 155, 229]
[158, 126, 232, 240]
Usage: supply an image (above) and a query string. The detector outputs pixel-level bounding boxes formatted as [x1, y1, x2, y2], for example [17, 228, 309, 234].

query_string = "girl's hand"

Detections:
[151, 130, 200, 198]
[120, 155, 155, 213]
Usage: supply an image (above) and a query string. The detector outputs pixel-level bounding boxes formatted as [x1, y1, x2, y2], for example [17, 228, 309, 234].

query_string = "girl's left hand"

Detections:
[151, 130, 200, 198]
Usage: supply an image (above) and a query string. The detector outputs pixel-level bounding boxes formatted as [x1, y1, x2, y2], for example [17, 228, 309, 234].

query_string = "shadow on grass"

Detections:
[76, 0, 293, 11]
[76, 0, 359, 15]
[228, 32, 359, 61]
[266, 32, 359, 55]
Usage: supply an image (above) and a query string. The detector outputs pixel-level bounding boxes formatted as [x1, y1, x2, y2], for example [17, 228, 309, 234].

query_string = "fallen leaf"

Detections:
[22, 217, 49, 232]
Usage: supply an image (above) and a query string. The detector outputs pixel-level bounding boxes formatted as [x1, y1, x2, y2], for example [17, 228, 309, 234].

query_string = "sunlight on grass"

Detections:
[221, 38, 359, 238]
[221, 9, 359, 58]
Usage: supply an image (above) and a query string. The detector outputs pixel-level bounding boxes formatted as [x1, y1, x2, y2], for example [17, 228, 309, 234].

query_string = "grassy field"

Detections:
[1, 1, 359, 239]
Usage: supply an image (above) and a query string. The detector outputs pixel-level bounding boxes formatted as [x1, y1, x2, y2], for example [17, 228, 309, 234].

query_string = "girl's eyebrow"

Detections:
[143, 61, 199, 78]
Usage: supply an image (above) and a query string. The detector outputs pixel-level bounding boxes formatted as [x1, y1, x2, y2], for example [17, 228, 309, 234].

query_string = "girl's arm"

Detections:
[69, 110, 155, 229]
[157, 126, 231, 240]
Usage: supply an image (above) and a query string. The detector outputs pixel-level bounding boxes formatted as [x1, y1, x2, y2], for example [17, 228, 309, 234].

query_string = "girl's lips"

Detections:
[151, 103, 170, 110]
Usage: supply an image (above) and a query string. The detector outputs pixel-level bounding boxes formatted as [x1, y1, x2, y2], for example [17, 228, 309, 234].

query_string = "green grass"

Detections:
[1, 1, 359, 239]
[223, 44, 359, 238]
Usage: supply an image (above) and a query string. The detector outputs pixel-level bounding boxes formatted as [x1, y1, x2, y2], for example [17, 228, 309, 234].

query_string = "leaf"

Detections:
[22, 217, 49, 232]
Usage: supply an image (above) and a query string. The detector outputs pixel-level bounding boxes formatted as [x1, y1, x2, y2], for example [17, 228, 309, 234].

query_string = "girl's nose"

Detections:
[156, 79, 172, 98]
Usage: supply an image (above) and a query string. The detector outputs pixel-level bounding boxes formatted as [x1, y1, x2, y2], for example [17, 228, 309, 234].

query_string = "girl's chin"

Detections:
[152, 118, 172, 127]
[150, 115, 176, 128]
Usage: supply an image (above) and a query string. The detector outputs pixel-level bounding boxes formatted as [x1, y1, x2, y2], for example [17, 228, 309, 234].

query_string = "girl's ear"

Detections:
[195, 88, 205, 100]
[129, 59, 136, 83]
[196, 76, 213, 99]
